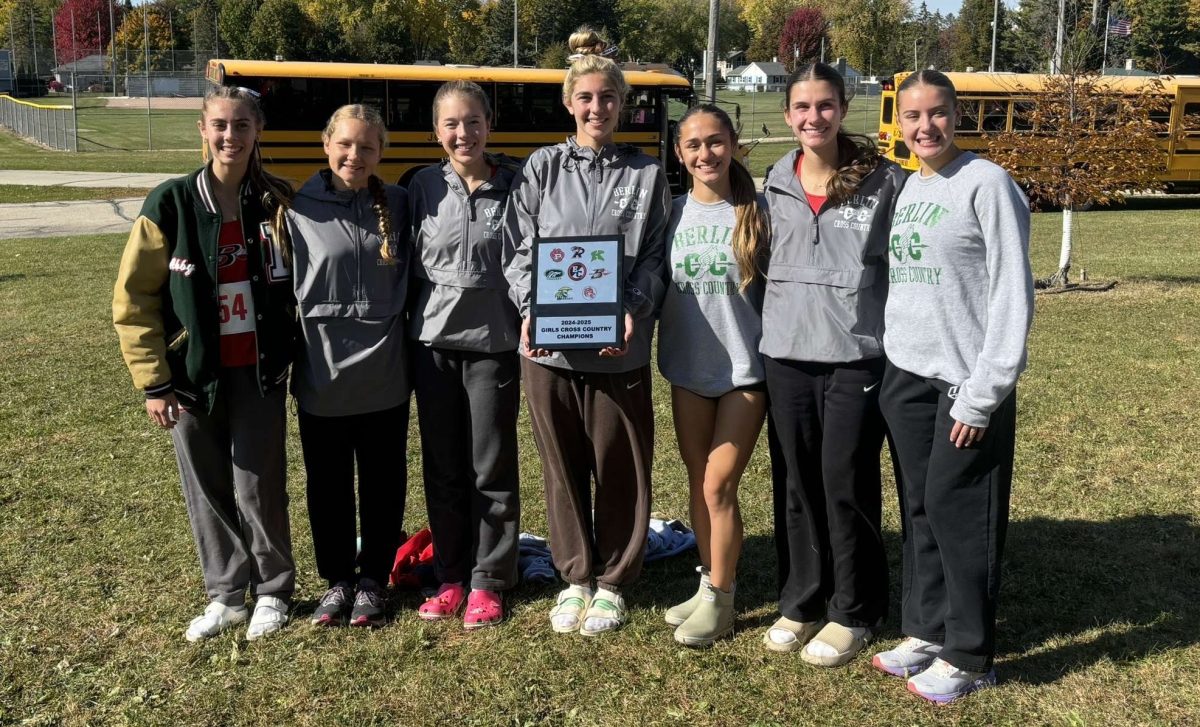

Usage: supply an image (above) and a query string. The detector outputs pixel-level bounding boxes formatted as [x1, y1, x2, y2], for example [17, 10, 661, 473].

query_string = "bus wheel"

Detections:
[398, 166, 428, 188]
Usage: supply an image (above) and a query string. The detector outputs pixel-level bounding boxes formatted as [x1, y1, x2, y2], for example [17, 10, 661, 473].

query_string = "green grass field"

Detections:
[0, 185, 148, 204]
[1, 205, 1198, 725]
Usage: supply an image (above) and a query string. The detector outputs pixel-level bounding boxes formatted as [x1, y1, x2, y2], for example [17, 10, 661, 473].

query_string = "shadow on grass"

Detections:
[0, 273, 28, 284]
[1122, 274, 1200, 285]
[1000, 513, 1200, 685]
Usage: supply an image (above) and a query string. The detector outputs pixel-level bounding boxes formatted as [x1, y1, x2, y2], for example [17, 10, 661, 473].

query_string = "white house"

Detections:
[726, 62, 789, 93]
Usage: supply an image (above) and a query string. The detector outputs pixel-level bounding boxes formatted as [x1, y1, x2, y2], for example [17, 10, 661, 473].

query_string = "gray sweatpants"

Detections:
[413, 346, 520, 591]
[170, 367, 295, 606]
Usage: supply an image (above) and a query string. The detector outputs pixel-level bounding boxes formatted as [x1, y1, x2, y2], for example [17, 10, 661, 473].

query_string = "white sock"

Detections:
[805, 625, 870, 657]
[550, 585, 593, 630]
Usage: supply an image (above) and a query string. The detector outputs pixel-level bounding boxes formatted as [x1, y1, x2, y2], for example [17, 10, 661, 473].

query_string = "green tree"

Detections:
[827, 0, 909, 72]
[1128, 0, 1197, 71]
[1005, 0, 1057, 72]
[110, 5, 172, 71]
[950, 0, 1011, 70]
[216, 0, 256, 58]
[246, 0, 312, 60]
[741, 0, 802, 60]
[445, 0, 486, 64]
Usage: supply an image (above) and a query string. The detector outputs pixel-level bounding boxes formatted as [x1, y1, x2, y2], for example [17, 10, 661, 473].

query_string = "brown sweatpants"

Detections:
[521, 358, 654, 591]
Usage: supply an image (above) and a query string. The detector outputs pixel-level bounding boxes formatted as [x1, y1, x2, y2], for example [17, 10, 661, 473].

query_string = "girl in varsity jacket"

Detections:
[872, 69, 1033, 705]
[113, 85, 296, 643]
[408, 81, 522, 629]
[502, 30, 671, 636]
[761, 63, 905, 666]
[289, 104, 410, 630]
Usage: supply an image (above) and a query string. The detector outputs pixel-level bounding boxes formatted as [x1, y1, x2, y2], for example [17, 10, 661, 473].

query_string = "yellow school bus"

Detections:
[876, 71, 1200, 191]
[205, 59, 697, 192]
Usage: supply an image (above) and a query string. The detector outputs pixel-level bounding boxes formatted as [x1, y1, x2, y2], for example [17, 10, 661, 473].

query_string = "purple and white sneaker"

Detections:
[872, 637, 943, 677]
[906, 657, 997, 704]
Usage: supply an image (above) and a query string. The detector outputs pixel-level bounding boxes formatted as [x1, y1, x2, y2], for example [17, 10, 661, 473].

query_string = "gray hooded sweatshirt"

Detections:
[288, 170, 410, 417]
[884, 152, 1033, 428]
[503, 138, 671, 373]
[761, 148, 906, 363]
[408, 155, 520, 353]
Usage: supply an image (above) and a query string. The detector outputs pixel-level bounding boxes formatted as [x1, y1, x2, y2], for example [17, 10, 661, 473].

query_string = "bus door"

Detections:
[663, 88, 695, 194]
[1173, 86, 1200, 187]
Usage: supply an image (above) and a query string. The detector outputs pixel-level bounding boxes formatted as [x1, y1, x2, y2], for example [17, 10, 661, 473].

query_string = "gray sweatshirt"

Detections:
[761, 148, 906, 363]
[502, 137, 671, 373]
[658, 194, 765, 397]
[408, 156, 520, 353]
[884, 152, 1034, 428]
[288, 171, 410, 417]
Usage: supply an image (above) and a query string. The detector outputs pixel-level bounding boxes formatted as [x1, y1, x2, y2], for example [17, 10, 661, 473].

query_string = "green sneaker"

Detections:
[664, 566, 710, 626]
[673, 583, 734, 648]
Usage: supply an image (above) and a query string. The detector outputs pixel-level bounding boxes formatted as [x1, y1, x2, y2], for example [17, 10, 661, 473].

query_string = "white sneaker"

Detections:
[872, 637, 943, 677]
[185, 601, 248, 642]
[906, 657, 997, 704]
[245, 596, 289, 641]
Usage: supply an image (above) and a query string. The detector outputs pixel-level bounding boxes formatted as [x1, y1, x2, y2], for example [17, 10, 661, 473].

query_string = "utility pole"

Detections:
[1052, 0, 1065, 73]
[513, 0, 518, 67]
[989, 0, 999, 72]
[705, 0, 718, 102]
[145, 7, 152, 150]
[109, 1, 117, 95]
[30, 7, 39, 82]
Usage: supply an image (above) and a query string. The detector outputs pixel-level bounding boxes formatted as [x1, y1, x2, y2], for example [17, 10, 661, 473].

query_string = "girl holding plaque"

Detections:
[502, 28, 671, 636]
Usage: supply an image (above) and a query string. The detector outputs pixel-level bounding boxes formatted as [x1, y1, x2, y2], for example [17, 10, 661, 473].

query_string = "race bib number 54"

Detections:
[218, 281, 256, 335]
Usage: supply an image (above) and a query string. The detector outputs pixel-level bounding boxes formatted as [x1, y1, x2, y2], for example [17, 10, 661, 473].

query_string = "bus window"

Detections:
[388, 82, 438, 131]
[258, 77, 348, 130]
[350, 80, 387, 120]
[1184, 102, 1200, 135]
[1149, 105, 1171, 135]
[982, 101, 1007, 132]
[957, 101, 981, 133]
[1012, 101, 1035, 131]
[494, 83, 574, 132]
[1094, 101, 1118, 131]
[624, 89, 659, 130]
[881, 96, 894, 125]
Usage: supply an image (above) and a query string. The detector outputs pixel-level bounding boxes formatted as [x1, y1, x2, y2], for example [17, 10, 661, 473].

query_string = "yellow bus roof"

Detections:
[209, 59, 693, 89]
[895, 71, 1200, 95]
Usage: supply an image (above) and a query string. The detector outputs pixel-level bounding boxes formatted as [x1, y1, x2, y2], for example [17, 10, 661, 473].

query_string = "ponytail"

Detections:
[676, 103, 768, 289]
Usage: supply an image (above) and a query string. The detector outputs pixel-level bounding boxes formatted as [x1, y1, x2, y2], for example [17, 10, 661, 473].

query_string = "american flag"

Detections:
[1108, 16, 1132, 36]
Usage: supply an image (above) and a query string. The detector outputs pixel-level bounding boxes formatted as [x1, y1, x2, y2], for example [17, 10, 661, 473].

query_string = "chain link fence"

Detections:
[0, 93, 76, 150]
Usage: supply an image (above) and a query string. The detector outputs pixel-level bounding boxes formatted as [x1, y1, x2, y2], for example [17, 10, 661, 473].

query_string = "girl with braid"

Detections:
[760, 63, 905, 665]
[658, 104, 769, 647]
[288, 104, 411, 629]
[113, 85, 297, 642]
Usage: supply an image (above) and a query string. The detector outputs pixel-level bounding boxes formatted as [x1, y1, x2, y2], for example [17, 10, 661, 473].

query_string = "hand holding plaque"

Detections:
[529, 235, 625, 350]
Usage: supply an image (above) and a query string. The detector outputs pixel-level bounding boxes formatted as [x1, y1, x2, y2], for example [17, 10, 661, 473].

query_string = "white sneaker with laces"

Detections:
[185, 601, 248, 642]
[906, 657, 997, 704]
[245, 595, 289, 641]
[872, 637, 943, 677]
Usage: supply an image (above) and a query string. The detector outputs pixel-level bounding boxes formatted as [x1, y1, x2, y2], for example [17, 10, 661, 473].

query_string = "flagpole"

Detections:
[1102, 7, 1110, 72]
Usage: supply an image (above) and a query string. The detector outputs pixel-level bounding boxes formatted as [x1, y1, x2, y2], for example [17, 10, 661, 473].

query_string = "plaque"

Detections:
[530, 235, 625, 349]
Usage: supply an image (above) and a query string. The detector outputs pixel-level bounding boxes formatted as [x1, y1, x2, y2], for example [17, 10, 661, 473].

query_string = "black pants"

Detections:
[298, 402, 409, 587]
[766, 355, 887, 628]
[881, 361, 1015, 672]
[412, 346, 520, 591]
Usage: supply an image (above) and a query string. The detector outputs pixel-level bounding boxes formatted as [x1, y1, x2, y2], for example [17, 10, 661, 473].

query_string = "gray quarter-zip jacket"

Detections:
[408, 155, 520, 353]
[288, 170, 411, 416]
[503, 137, 671, 373]
[761, 149, 905, 363]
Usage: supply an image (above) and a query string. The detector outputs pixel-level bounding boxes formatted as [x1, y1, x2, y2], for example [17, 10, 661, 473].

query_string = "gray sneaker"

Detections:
[349, 579, 387, 628]
[311, 583, 353, 627]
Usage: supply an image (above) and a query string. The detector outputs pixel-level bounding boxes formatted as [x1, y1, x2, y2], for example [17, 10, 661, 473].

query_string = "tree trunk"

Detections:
[1037, 203, 1074, 288]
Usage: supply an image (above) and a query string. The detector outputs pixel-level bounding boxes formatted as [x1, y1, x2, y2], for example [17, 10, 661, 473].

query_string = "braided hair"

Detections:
[321, 104, 396, 261]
